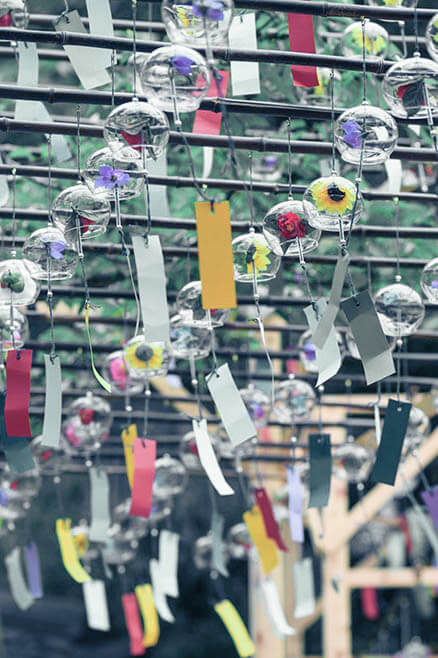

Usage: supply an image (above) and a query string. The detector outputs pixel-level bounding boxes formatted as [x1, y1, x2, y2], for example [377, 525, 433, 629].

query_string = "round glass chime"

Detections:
[304, 174, 364, 233]
[62, 392, 112, 458]
[170, 314, 212, 360]
[374, 283, 425, 337]
[425, 13, 438, 63]
[231, 231, 281, 283]
[0, 306, 29, 351]
[382, 55, 438, 120]
[176, 280, 230, 328]
[153, 454, 187, 500]
[0, 258, 40, 307]
[123, 335, 170, 379]
[333, 442, 375, 483]
[103, 350, 144, 394]
[161, 0, 234, 46]
[335, 103, 398, 166]
[262, 199, 321, 257]
[82, 146, 145, 201]
[239, 383, 271, 431]
[0, 0, 28, 27]
[272, 378, 316, 424]
[23, 225, 78, 280]
[420, 257, 438, 303]
[52, 183, 111, 240]
[342, 20, 389, 60]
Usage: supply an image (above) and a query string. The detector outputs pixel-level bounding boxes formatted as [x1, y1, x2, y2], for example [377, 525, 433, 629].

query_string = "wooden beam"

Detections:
[344, 566, 438, 589]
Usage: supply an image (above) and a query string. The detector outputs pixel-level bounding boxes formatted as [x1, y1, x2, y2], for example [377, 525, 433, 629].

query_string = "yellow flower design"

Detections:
[125, 341, 164, 371]
[383, 0, 398, 5]
[73, 533, 89, 557]
[176, 6, 191, 27]
[247, 241, 271, 275]
[310, 178, 355, 215]
[124, 342, 145, 370]
[352, 29, 386, 55]
[147, 346, 164, 370]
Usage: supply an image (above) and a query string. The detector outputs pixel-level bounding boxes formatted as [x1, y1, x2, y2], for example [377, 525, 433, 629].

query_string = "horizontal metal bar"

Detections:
[28, 13, 166, 33]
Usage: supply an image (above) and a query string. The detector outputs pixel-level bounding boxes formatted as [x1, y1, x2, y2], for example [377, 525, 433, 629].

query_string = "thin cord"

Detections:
[361, 17, 367, 104]
[413, 0, 419, 56]
[207, 309, 219, 374]
[131, 0, 138, 98]
[47, 136, 53, 223]
[76, 105, 81, 181]
[143, 380, 150, 438]
[330, 69, 336, 173]
[11, 168, 16, 254]
[287, 118, 293, 198]
[248, 151, 255, 227]
[394, 196, 401, 282]
[111, 49, 116, 108]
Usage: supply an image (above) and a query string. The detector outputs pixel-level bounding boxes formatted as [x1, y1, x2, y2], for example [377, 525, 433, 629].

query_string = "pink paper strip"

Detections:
[129, 437, 156, 518]
[361, 588, 379, 620]
[254, 487, 288, 552]
[288, 11, 319, 88]
[193, 71, 230, 135]
[287, 467, 304, 543]
[122, 593, 146, 656]
[5, 349, 32, 437]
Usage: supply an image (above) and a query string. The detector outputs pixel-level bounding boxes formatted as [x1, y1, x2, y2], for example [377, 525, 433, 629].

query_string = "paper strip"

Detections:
[150, 558, 175, 623]
[53, 10, 111, 89]
[384, 159, 403, 195]
[122, 593, 146, 656]
[158, 530, 179, 598]
[24, 542, 43, 599]
[85, 0, 113, 69]
[374, 403, 382, 446]
[371, 399, 411, 486]
[192, 419, 234, 496]
[293, 558, 315, 618]
[85, 304, 112, 393]
[243, 504, 278, 575]
[0, 393, 35, 475]
[361, 588, 379, 620]
[312, 252, 349, 349]
[5, 349, 32, 437]
[15, 99, 71, 162]
[341, 290, 395, 386]
[287, 466, 304, 543]
[206, 363, 256, 447]
[56, 518, 91, 583]
[254, 487, 288, 552]
[202, 147, 214, 179]
[421, 486, 438, 533]
[195, 202, 237, 310]
[288, 10, 319, 88]
[5, 547, 34, 611]
[0, 175, 8, 208]
[308, 433, 332, 508]
[259, 578, 295, 636]
[211, 509, 229, 577]
[407, 492, 438, 562]
[193, 71, 229, 135]
[89, 467, 110, 542]
[147, 151, 170, 218]
[129, 438, 156, 518]
[15, 42, 39, 122]
[214, 599, 256, 657]
[40, 354, 62, 448]
[132, 235, 170, 344]
[122, 424, 137, 489]
[135, 584, 160, 647]
[83, 579, 110, 631]
[229, 13, 260, 96]
[304, 299, 341, 386]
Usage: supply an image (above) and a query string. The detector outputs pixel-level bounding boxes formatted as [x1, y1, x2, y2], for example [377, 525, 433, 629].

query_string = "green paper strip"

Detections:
[308, 433, 332, 508]
[85, 305, 112, 393]
[0, 393, 35, 474]
[89, 468, 110, 543]
[40, 354, 62, 448]
[371, 399, 411, 486]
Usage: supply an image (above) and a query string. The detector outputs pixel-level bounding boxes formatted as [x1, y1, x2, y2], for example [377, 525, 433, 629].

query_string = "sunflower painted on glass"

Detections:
[73, 533, 89, 557]
[246, 240, 271, 275]
[310, 177, 356, 215]
[125, 340, 164, 371]
[351, 27, 386, 56]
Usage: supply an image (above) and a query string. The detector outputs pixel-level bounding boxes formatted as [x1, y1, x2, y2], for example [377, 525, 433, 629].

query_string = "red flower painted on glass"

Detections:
[276, 212, 306, 240]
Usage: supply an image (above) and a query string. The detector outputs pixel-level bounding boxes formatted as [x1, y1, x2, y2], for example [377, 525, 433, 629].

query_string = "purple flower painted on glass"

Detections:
[264, 155, 278, 169]
[42, 237, 66, 261]
[171, 55, 194, 76]
[0, 489, 8, 505]
[192, 0, 224, 21]
[250, 401, 266, 420]
[343, 120, 362, 148]
[303, 341, 316, 361]
[95, 165, 130, 190]
[431, 280, 438, 289]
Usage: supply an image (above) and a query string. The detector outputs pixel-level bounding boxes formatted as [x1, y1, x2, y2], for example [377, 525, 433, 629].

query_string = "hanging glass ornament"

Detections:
[342, 21, 389, 60]
[420, 257, 438, 303]
[194, 534, 230, 571]
[426, 14, 438, 63]
[52, 183, 111, 241]
[31, 435, 68, 476]
[295, 67, 341, 106]
[0, 258, 40, 307]
[176, 280, 229, 328]
[103, 350, 144, 394]
[0, 494, 26, 521]
[0, 0, 28, 27]
[103, 531, 136, 564]
[139, 45, 210, 113]
[298, 329, 344, 374]
[227, 523, 252, 559]
[262, 199, 320, 257]
[239, 383, 271, 430]
[103, 100, 170, 161]
[335, 103, 398, 165]
[149, 497, 173, 525]
[82, 147, 144, 201]
[23, 225, 78, 280]
[396, 637, 431, 658]
[179, 427, 219, 470]
[70, 521, 100, 563]
[62, 392, 112, 457]
[382, 55, 438, 120]
[161, 0, 234, 46]
[374, 283, 425, 336]
[112, 499, 149, 542]
[153, 454, 187, 499]
[273, 378, 316, 423]
[274, 462, 310, 510]
[402, 406, 430, 457]
[0, 306, 28, 351]
[251, 153, 284, 183]
[123, 335, 169, 379]
[303, 174, 364, 232]
[345, 326, 395, 358]
[170, 314, 211, 359]
[333, 443, 375, 483]
[232, 230, 281, 283]
[0, 465, 41, 502]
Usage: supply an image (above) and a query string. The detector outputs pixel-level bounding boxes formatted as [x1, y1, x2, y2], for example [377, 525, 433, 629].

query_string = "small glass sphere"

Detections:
[52, 183, 111, 241]
[426, 14, 438, 63]
[139, 45, 210, 113]
[298, 329, 344, 373]
[162, 0, 234, 46]
[303, 174, 363, 232]
[70, 522, 99, 562]
[232, 232, 281, 283]
[149, 498, 173, 525]
[402, 406, 430, 456]
[23, 226, 78, 280]
[420, 257, 438, 303]
[103, 350, 144, 394]
[382, 56, 438, 120]
[273, 379, 316, 423]
[374, 283, 425, 337]
[295, 67, 341, 106]
[0, 491, 26, 521]
[342, 21, 389, 60]
[0, 466, 41, 501]
[397, 638, 430, 658]
[103, 100, 169, 161]
[103, 531, 136, 565]
[366, 0, 415, 7]
[30, 435, 67, 476]
[194, 534, 229, 570]
[0, 0, 28, 28]
[83, 147, 144, 201]
[345, 327, 395, 359]
[176, 280, 229, 328]
[112, 499, 149, 542]
[239, 383, 271, 430]
[0, 259, 40, 307]
[251, 153, 284, 183]
[170, 314, 211, 360]
[124, 336, 169, 379]
[333, 443, 374, 483]
[335, 103, 398, 166]
[227, 523, 252, 559]
[179, 428, 218, 470]
[0, 306, 28, 351]
[153, 454, 187, 499]
[62, 392, 112, 456]
[263, 199, 321, 257]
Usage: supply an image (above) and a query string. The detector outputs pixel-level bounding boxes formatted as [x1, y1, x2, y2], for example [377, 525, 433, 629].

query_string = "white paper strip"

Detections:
[0, 175, 8, 208]
[202, 147, 214, 180]
[304, 300, 342, 387]
[89, 468, 110, 543]
[374, 403, 381, 447]
[259, 579, 295, 636]
[229, 13, 260, 96]
[5, 548, 34, 611]
[83, 579, 111, 631]
[147, 152, 171, 218]
[150, 558, 175, 623]
[158, 530, 179, 598]
[15, 42, 39, 122]
[192, 419, 234, 495]
[384, 159, 403, 195]
[293, 558, 316, 619]
[85, 0, 113, 69]
[16, 101, 71, 162]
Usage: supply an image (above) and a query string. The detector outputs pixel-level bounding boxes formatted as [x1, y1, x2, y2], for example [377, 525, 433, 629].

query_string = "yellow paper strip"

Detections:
[85, 304, 112, 393]
[135, 583, 160, 648]
[122, 424, 137, 489]
[195, 201, 237, 310]
[243, 505, 278, 575]
[215, 599, 255, 658]
[56, 518, 91, 584]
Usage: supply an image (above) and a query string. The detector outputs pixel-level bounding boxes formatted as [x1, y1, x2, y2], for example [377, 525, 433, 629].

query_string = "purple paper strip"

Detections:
[421, 487, 438, 533]
[287, 467, 304, 543]
[24, 542, 43, 599]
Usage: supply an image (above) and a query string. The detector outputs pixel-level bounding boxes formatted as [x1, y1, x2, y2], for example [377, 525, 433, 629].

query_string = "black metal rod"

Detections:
[28, 13, 166, 32]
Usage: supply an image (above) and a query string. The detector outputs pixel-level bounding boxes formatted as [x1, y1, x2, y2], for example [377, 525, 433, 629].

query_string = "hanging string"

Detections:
[297, 236, 317, 314]
[143, 379, 151, 438]
[75, 105, 81, 181]
[413, 0, 419, 56]
[394, 196, 401, 283]
[287, 119, 293, 198]
[11, 168, 17, 255]
[47, 137, 53, 224]
[329, 70, 336, 174]
[249, 255, 275, 407]
[123, 307, 134, 427]
[361, 17, 367, 104]
[111, 49, 116, 108]
[141, 149, 153, 241]
[131, 0, 138, 98]
[422, 81, 438, 159]
[248, 152, 255, 227]
[398, 22, 407, 60]
[189, 356, 203, 420]
[207, 309, 219, 374]
[46, 137, 56, 362]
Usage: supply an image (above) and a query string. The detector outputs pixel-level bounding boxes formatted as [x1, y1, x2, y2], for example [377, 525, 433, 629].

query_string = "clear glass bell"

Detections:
[23, 225, 78, 280]
[0, 0, 28, 27]
[333, 443, 375, 483]
[194, 534, 229, 570]
[227, 523, 252, 559]
[70, 521, 99, 562]
[124, 336, 169, 379]
[382, 55, 438, 120]
[263, 199, 320, 257]
[232, 230, 281, 283]
[239, 383, 271, 430]
[170, 314, 211, 359]
[0, 465, 41, 501]
[161, 0, 234, 46]
[0, 306, 29, 351]
[103, 100, 169, 161]
[62, 392, 112, 456]
[420, 257, 438, 303]
[335, 102, 398, 165]
[251, 153, 284, 183]
[83, 147, 144, 201]
[176, 280, 230, 328]
[139, 45, 210, 113]
[30, 435, 68, 476]
[342, 21, 389, 60]
[374, 283, 425, 337]
[52, 183, 111, 240]
[303, 174, 363, 232]
[426, 13, 438, 63]
[149, 498, 173, 525]
[273, 378, 316, 423]
[112, 498, 149, 542]
[103, 531, 136, 564]
[402, 406, 430, 457]
[103, 350, 144, 394]
[153, 454, 187, 499]
[298, 329, 344, 373]
[0, 258, 40, 307]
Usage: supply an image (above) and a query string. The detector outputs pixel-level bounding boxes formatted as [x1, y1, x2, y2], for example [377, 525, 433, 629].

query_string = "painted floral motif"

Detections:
[171, 55, 194, 75]
[125, 341, 165, 371]
[73, 533, 89, 557]
[192, 0, 224, 20]
[0, 270, 25, 293]
[303, 342, 316, 361]
[351, 28, 386, 55]
[79, 408, 94, 425]
[310, 178, 356, 215]
[94, 165, 130, 190]
[109, 356, 129, 389]
[42, 237, 66, 261]
[343, 120, 362, 148]
[276, 212, 306, 240]
[246, 240, 271, 275]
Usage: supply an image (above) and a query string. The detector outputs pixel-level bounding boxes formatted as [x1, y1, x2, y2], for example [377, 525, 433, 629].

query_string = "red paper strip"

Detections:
[288, 12, 319, 88]
[5, 349, 32, 438]
[254, 487, 288, 552]
[360, 588, 379, 620]
[129, 437, 156, 518]
[193, 71, 230, 136]
[121, 130, 142, 151]
[122, 593, 146, 656]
